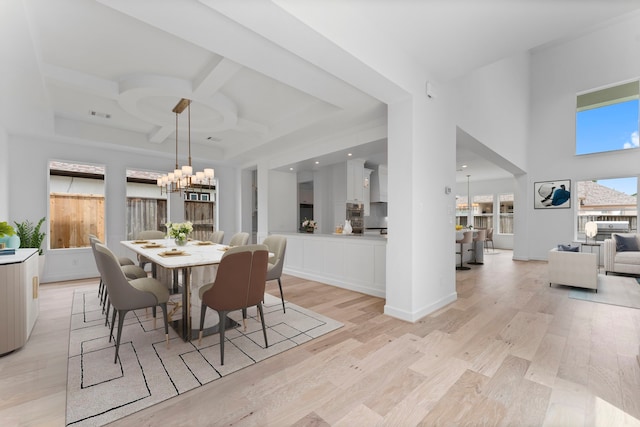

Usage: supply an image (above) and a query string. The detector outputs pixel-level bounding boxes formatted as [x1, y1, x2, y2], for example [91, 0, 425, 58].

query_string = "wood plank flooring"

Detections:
[1, 250, 640, 426]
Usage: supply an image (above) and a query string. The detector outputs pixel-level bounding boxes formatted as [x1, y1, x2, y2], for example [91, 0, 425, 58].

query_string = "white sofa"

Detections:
[548, 247, 598, 291]
[604, 233, 640, 275]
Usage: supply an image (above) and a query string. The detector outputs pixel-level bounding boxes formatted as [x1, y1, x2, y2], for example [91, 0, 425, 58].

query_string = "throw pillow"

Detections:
[614, 234, 639, 252]
[557, 244, 579, 252]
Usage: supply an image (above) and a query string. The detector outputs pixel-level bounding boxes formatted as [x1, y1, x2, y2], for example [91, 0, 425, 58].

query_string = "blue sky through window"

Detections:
[576, 99, 639, 155]
[596, 177, 637, 196]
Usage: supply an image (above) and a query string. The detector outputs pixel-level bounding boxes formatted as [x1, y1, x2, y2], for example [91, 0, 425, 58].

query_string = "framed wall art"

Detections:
[534, 179, 571, 209]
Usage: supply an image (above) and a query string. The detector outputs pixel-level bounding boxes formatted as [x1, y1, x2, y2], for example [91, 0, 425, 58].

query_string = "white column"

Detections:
[384, 91, 458, 322]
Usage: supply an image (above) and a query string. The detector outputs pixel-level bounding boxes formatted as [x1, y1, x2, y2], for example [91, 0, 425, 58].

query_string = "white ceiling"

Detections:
[11, 0, 640, 179]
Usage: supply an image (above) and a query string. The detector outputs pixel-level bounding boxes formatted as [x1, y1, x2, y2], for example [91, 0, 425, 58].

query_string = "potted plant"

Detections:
[14, 217, 46, 276]
[302, 218, 317, 233]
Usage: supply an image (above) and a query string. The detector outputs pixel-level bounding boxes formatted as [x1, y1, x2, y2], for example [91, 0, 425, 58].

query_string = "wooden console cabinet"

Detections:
[0, 248, 39, 355]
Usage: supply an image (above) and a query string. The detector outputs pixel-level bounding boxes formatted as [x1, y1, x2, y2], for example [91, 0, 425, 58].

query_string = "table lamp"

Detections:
[584, 221, 597, 244]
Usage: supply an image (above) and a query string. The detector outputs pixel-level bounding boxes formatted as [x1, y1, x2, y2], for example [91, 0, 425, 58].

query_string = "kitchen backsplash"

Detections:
[365, 202, 388, 228]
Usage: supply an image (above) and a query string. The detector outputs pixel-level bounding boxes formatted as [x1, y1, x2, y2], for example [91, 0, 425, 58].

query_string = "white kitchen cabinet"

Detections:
[0, 249, 39, 355]
[346, 159, 366, 202]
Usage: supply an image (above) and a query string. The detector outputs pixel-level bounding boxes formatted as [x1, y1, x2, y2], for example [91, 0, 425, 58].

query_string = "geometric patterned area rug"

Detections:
[66, 287, 342, 426]
[568, 273, 640, 309]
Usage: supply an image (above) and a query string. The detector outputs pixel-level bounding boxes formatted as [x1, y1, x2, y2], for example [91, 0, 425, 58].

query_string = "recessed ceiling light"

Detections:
[289, 167, 294, 171]
[461, 165, 468, 168]
[315, 161, 320, 165]
[347, 153, 352, 156]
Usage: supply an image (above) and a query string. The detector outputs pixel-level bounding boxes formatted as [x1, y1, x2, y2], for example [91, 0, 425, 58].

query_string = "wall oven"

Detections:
[346, 202, 364, 234]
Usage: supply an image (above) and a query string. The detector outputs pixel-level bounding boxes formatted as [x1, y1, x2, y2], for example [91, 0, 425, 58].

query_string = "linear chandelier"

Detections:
[157, 98, 214, 194]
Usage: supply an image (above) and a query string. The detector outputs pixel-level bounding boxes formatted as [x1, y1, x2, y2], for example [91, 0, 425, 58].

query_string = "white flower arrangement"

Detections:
[165, 221, 193, 240]
[302, 218, 317, 229]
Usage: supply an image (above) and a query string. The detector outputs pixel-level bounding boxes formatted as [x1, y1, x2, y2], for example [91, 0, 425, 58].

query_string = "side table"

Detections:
[581, 242, 601, 272]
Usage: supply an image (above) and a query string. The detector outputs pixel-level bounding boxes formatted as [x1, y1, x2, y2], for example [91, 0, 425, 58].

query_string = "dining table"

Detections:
[121, 238, 231, 341]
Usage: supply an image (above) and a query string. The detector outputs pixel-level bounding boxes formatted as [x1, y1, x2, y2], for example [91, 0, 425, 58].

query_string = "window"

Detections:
[499, 194, 514, 234]
[49, 161, 105, 249]
[473, 194, 493, 229]
[126, 170, 168, 240]
[576, 177, 637, 240]
[576, 81, 639, 155]
[184, 182, 218, 241]
[455, 195, 469, 227]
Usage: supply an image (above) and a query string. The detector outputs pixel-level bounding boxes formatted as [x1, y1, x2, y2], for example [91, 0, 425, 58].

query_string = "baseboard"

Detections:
[384, 291, 457, 322]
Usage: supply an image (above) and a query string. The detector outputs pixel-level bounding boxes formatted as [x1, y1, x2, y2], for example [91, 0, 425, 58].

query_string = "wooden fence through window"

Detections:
[50, 193, 105, 248]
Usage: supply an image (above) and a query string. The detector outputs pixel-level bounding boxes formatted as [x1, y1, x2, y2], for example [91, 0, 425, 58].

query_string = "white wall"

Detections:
[453, 53, 531, 174]
[8, 133, 239, 283]
[0, 126, 8, 220]
[268, 169, 298, 233]
[527, 13, 640, 260]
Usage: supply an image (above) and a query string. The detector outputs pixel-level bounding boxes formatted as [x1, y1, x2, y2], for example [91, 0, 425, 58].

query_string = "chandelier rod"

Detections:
[175, 111, 179, 170]
[188, 101, 192, 167]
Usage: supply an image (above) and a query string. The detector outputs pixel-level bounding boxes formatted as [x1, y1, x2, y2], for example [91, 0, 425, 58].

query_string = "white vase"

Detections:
[343, 220, 352, 234]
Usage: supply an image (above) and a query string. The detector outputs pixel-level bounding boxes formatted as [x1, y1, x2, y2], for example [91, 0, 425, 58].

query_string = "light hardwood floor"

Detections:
[1, 250, 640, 426]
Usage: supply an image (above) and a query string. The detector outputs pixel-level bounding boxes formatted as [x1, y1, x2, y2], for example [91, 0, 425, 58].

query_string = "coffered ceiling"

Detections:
[8, 0, 640, 178]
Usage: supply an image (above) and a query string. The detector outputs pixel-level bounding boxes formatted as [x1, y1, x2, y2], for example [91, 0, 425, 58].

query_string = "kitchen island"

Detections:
[277, 232, 386, 297]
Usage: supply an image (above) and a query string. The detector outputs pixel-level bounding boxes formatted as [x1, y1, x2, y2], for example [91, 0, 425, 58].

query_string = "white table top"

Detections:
[121, 239, 227, 269]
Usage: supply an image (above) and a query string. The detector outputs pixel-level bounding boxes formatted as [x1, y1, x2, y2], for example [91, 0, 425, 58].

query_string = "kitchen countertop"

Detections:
[278, 231, 387, 241]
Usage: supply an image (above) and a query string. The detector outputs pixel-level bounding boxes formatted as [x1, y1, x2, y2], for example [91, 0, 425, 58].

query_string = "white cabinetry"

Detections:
[346, 159, 366, 202]
[0, 249, 39, 355]
[281, 233, 386, 297]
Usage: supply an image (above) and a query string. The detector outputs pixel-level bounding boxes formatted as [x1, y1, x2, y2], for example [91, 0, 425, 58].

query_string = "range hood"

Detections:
[370, 165, 388, 203]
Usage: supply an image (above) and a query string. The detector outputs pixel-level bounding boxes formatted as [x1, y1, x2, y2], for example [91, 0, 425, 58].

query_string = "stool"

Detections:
[468, 229, 486, 265]
[456, 231, 473, 270]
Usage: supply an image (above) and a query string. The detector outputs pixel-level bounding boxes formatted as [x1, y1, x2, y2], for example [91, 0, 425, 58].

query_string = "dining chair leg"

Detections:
[114, 309, 128, 364]
[277, 278, 286, 313]
[198, 304, 207, 345]
[109, 309, 117, 341]
[105, 299, 111, 327]
[218, 310, 228, 365]
[257, 304, 268, 348]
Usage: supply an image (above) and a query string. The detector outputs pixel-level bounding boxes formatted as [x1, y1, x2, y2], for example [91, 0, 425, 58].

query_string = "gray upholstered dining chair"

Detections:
[211, 230, 224, 244]
[455, 230, 473, 271]
[94, 242, 170, 363]
[228, 232, 249, 247]
[90, 236, 148, 323]
[89, 234, 136, 267]
[198, 244, 269, 365]
[262, 235, 287, 313]
[135, 230, 166, 270]
[485, 228, 495, 252]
